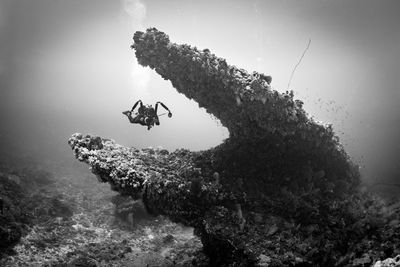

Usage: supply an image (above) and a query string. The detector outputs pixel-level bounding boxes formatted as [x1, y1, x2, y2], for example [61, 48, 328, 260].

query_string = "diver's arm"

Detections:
[131, 100, 142, 112]
[156, 101, 171, 112]
[156, 102, 172, 117]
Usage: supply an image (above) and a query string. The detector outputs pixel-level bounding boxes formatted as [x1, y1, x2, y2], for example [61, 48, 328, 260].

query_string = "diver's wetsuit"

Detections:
[124, 100, 145, 125]
[123, 100, 172, 130]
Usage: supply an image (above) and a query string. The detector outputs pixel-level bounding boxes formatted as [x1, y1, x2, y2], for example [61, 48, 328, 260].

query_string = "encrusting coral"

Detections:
[68, 134, 232, 223]
[69, 28, 400, 266]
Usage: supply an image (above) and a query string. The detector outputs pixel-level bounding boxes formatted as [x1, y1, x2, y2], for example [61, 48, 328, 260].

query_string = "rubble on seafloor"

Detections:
[68, 28, 400, 266]
[0, 162, 204, 267]
[373, 255, 400, 267]
[0, 163, 72, 256]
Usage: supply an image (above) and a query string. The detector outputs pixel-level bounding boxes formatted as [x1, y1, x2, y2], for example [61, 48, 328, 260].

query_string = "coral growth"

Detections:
[68, 28, 399, 266]
[0, 163, 72, 257]
[68, 134, 400, 266]
[131, 27, 360, 206]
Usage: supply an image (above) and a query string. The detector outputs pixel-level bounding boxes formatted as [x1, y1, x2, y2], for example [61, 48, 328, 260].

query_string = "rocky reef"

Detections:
[69, 28, 400, 266]
[0, 162, 73, 258]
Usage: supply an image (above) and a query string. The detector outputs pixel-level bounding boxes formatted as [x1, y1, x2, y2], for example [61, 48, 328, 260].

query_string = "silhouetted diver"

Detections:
[122, 100, 172, 130]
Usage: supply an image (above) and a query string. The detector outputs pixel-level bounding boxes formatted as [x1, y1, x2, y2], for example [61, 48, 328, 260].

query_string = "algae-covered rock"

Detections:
[0, 173, 28, 255]
[69, 133, 377, 266]
[68, 256, 97, 267]
[68, 28, 400, 266]
[131, 28, 360, 204]
[68, 133, 232, 227]
[0, 163, 73, 258]
[374, 255, 400, 267]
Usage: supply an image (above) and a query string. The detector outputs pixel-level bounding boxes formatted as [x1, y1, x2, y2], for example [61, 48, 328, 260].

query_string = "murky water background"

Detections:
[0, 0, 399, 264]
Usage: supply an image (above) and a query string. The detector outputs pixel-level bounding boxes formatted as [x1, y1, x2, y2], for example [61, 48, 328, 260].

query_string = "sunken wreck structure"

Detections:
[69, 28, 400, 266]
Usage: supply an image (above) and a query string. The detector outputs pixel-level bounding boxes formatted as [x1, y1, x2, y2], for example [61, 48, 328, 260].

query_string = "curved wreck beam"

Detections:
[68, 133, 372, 267]
[68, 133, 232, 225]
[68, 133, 261, 265]
[131, 27, 360, 195]
[132, 28, 308, 139]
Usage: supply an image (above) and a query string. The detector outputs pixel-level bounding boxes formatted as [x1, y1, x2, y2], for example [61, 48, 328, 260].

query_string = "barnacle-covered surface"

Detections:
[68, 133, 232, 226]
[132, 28, 302, 139]
[132, 28, 360, 202]
[69, 134, 400, 266]
[68, 28, 400, 266]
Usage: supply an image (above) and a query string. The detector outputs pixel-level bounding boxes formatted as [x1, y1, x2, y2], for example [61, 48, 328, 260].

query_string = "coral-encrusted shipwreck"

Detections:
[69, 28, 400, 266]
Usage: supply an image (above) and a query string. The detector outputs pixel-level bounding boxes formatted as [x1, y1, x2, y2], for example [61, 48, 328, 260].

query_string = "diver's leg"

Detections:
[132, 115, 146, 124]
[124, 113, 142, 124]
[155, 115, 160, 125]
[122, 111, 133, 122]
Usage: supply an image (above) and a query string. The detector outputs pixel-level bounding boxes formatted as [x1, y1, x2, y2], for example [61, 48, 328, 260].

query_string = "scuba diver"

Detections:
[122, 100, 172, 130]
